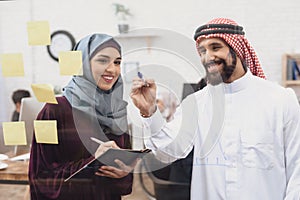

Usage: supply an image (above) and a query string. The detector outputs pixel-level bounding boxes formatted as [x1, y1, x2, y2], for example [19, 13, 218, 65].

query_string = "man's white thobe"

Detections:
[143, 71, 300, 200]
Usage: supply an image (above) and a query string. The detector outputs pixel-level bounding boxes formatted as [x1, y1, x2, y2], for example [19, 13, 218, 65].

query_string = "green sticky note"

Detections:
[27, 21, 51, 45]
[31, 84, 58, 104]
[2, 122, 27, 145]
[59, 51, 83, 76]
[0, 53, 24, 77]
[34, 120, 58, 144]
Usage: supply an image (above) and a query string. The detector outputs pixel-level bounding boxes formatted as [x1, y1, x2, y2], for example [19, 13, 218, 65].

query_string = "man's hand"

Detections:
[130, 77, 157, 117]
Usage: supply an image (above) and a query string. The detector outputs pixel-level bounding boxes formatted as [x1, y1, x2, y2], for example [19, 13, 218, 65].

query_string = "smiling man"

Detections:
[131, 18, 300, 200]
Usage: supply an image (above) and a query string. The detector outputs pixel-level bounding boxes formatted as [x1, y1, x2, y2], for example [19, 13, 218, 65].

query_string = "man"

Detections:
[11, 89, 31, 121]
[130, 18, 300, 199]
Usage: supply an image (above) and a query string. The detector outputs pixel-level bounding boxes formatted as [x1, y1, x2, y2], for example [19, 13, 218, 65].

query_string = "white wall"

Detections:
[1, 0, 300, 122]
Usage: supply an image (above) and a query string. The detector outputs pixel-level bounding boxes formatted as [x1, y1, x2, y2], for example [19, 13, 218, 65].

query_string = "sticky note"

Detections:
[31, 84, 58, 104]
[59, 51, 83, 75]
[2, 122, 27, 145]
[34, 120, 58, 144]
[0, 53, 24, 77]
[27, 21, 51, 45]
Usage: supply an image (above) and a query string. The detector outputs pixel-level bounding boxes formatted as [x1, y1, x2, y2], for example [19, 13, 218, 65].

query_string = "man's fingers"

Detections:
[145, 78, 155, 85]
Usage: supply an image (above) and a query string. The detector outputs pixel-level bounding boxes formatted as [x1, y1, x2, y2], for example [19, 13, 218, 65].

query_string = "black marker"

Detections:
[138, 71, 144, 82]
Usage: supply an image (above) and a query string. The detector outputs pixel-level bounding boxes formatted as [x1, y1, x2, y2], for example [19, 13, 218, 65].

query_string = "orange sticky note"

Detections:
[31, 84, 58, 104]
[0, 53, 24, 77]
[34, 120, 58, 144]
[59, 51, 83, 76]
[27, 21, 51, 45]
[2, 122, 27, 145]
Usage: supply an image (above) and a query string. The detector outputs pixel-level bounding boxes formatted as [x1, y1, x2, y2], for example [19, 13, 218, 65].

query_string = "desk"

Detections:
[0, 160, 29, 185]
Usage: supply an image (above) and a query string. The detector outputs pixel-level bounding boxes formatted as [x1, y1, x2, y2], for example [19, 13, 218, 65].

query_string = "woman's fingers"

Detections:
[94, 158, 139, 178]
[104, 141, 119, 149]
[94, 141, 119, 158]
[114, 159, 135, 173]
[95, 165, 129, 179]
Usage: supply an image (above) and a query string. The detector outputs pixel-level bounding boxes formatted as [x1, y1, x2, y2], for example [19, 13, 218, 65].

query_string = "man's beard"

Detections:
[203, 49, 237, 86]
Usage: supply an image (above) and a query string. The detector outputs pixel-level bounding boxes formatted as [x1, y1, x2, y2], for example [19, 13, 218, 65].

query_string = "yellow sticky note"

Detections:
[2, 122, 27, 145]
[0, 53, 24, 77]
[59, 51, 83, 76]
[27, 21, 51, 45]
[34, 120, 58, 144]
[31, 84, 58, 104]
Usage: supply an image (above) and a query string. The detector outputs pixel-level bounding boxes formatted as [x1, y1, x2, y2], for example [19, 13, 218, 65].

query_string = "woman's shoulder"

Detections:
[44, 96, 70, 108]
[38, 96, 71, 117]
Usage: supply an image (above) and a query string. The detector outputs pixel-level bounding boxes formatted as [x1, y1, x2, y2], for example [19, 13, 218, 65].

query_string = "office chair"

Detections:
[139, 154, 190, 200]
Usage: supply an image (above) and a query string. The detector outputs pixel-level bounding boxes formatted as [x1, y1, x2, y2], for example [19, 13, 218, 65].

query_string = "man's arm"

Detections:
[143, 99, 197, 163]
[131, 76, 198, 163]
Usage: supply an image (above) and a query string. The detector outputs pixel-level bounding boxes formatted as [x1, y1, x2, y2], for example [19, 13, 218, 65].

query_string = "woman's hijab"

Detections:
[63, 33, 128, 136]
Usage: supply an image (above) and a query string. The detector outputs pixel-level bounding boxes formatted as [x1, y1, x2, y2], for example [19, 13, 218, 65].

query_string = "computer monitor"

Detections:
[181, 83, 200, 101]
[17, 97, 45, 154]
[0, 124, 14, 153]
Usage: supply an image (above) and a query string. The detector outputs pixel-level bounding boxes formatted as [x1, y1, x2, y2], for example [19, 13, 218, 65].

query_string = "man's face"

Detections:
[197, 38, 237, 85]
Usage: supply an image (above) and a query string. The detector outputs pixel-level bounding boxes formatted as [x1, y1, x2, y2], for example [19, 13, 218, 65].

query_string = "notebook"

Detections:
[64, 148, 151, 182]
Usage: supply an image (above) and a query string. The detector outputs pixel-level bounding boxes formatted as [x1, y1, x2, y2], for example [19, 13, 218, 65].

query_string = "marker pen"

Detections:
[137, 72, 148, 86]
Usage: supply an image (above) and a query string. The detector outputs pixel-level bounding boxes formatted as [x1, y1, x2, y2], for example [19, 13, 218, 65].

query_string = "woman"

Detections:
[29, 34, 133, 200]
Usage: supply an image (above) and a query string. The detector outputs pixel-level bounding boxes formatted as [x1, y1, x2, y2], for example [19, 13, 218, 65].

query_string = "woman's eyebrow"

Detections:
[96, 55, 122, 60]
[96, 54, 110, 58]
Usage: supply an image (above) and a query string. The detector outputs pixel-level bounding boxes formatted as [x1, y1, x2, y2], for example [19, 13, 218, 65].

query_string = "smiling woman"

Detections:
[29, 34, 133, 200]
[90, 47, 122, 91]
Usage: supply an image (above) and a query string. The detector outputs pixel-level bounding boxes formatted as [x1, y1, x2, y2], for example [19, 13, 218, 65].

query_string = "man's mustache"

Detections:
[203, 59, 226, 68]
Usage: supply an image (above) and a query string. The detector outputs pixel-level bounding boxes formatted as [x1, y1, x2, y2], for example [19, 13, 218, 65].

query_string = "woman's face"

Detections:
[90, 47, 121, 90]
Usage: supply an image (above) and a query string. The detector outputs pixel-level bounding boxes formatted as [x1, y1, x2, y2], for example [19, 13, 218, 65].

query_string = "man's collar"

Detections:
[223, 70, 252, 93]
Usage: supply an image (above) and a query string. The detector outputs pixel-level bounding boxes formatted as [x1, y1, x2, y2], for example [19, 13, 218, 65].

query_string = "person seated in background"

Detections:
[11, 89, 31, 121]
[156, 91, 178, 122]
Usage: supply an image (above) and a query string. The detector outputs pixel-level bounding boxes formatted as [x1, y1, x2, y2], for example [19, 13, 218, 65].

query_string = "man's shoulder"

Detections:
[252, 76, 286, 93]
[251, 76, 299, 105]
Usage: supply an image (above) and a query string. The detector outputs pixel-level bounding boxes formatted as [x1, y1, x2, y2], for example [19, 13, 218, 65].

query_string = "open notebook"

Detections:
[64, 148, 151, 182]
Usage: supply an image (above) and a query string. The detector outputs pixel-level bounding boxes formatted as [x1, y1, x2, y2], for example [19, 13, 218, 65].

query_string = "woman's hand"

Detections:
[95, 159, 139, 179]
[94, 141, 119, 159]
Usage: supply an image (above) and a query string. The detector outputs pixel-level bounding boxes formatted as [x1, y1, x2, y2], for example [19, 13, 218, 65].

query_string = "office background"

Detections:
[1, 0, 300, 123]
